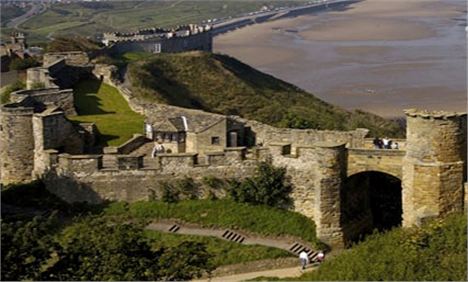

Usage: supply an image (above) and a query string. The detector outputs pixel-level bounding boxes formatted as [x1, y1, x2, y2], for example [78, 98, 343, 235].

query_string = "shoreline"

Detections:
[214, 0, 467, 118]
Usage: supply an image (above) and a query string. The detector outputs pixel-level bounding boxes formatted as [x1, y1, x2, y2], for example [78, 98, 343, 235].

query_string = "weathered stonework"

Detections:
[402, 109, 467, 226]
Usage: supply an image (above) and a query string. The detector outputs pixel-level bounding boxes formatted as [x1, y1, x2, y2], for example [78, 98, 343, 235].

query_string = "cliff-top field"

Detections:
[128, 51, 404, 137]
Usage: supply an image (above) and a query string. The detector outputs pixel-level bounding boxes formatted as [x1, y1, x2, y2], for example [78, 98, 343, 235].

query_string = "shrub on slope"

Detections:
[293, 214, 466, 281]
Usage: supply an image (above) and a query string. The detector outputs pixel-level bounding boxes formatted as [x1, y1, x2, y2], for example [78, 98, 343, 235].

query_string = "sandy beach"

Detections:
[215, 0, 467, 117]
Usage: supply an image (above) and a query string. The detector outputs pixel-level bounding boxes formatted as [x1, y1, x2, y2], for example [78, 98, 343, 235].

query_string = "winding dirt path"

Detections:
[193, 265, 315, 282]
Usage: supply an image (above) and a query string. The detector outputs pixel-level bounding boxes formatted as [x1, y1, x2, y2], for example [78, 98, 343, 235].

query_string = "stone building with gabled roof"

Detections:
[145, 111, 242, 155]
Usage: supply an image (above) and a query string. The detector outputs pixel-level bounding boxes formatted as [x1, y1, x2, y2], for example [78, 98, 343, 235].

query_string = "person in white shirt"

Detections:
[316, 251, 325, 263]
[299, 251, 309, 270]
[382, 137, 389, 149]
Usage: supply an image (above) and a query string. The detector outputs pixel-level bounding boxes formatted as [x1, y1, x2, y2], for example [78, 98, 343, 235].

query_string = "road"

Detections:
[6, 3, 47, 29]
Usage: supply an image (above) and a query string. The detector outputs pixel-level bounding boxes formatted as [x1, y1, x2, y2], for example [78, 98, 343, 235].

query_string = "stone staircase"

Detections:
[288, 242, 318, 261]
[222, 229, 246, 243]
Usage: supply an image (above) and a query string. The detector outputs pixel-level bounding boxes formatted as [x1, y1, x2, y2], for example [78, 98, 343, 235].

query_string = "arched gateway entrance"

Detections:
[341, 171, 402, 244]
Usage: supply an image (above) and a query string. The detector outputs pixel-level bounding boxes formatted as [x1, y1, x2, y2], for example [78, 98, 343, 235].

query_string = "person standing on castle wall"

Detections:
[373, 137, 381, 149]
[382, 137, 390, 149]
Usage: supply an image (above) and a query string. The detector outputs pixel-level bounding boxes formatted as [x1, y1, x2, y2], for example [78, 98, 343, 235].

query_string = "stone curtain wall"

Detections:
[43, 147, 257, 203]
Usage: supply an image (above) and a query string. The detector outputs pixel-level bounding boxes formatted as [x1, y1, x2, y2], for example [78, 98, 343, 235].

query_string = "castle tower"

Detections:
[402, 109, 467, 226]
[0, 105, 35, 185]
[312, 142, 347, 247]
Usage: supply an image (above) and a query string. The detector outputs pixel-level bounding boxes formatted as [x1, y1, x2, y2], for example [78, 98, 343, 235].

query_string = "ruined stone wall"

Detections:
[43, 52, 89, 66]
[10, 88, 76, 116]
[32, 111, 84, 177]
[0, 105, 35, 185]
[402, 110, 467, 226]
[231, 116, 369, 149]
[26, 67, 58, 89]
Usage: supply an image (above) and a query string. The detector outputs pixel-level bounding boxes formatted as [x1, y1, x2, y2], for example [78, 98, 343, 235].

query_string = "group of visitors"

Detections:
[299, 250, 325, 270]
[373, 137, 399, 150]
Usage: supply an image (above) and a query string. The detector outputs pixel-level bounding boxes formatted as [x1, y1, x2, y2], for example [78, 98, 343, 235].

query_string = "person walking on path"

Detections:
[299, 251, 309, 270]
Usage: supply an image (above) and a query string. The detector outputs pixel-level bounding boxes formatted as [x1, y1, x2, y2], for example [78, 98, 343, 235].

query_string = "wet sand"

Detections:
[215, 0, 467, 117]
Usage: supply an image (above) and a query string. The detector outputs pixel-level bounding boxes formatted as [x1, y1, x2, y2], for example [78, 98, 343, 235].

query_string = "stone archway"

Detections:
[341, 171, 402, 244]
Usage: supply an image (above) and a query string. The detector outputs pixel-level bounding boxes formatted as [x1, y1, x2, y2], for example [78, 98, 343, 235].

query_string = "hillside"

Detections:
[254, 213, 467, 281]
[128, 52, 404, 137]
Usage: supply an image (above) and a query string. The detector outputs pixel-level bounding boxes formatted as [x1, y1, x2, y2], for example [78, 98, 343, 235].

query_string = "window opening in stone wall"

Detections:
[211, 136, 220, 145]
[154, 43, 161, 53]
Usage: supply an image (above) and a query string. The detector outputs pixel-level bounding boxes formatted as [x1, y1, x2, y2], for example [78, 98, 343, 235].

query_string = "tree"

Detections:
[1, 215, 59, 281]
[40, 217, 213, 281]
[9, 57, 40, 70]
[157, 241, 214, 281]
[229, 160, 292, 208]
[41, 217, 162, 281]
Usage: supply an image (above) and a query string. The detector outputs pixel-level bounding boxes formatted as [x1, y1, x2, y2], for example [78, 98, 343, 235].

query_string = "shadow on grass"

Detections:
[1, 180, 110, 222]
[73, 79, 116, 115]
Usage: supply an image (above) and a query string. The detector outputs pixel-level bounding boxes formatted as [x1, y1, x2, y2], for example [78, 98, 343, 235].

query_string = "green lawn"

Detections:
[69, 79, 144, 146]
[104, 199, 320, 247]
[144, 230, 292, 267]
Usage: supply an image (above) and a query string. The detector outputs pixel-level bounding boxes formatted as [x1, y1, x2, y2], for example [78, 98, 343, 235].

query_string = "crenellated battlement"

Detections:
[404, 108, 467, 120]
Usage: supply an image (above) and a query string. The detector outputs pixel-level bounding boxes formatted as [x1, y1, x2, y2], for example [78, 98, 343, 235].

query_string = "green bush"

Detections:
[2, 216, 214, 281]
[229, 161, 292, 208]
[0, 80, 25, 104]
[1, 215, 60, 281]
[29, 82, 45, 89]
[9, 57, 40, 70]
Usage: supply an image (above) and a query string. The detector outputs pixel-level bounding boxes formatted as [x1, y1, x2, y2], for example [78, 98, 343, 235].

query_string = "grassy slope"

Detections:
[254, 214, 467, 281]
[104, 199, 319, 246]
[10, 1, 306, 44]
[68, 79, 144, 146]
[128, 52, 403, 137]
[1, 182, 292, 268]
[144, 230, 292, 267]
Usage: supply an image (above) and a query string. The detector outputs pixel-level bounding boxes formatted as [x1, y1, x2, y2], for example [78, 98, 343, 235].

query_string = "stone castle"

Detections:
[0, 53, 466, 247]
[102, 24, 213, 54]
